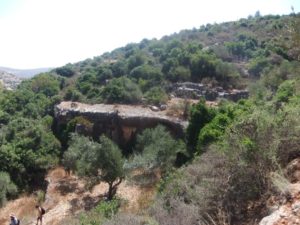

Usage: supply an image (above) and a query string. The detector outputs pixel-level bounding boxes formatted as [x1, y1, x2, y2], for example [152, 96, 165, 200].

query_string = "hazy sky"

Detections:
[0, 0, 299, 69]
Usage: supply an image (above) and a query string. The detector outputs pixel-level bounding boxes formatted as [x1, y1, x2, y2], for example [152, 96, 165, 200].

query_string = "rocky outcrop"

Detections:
[259, 158, 300, 225]
[54, 102, 188, 148]
[259, 183, 300, 225]
[172, 82, 205, 99]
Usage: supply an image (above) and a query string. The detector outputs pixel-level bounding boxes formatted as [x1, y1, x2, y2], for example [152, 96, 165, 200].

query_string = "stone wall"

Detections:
[170, 82, 249, 101]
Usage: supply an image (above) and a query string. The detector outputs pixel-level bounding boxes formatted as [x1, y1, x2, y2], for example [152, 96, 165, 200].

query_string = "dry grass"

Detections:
[166, 98, 194, 118]
[0, 167, 156, 225]
[136, 187, 156, 211]
[0, 196, 37, 225]
[48, 167, 67, 180]
[271, 172, 291, 196]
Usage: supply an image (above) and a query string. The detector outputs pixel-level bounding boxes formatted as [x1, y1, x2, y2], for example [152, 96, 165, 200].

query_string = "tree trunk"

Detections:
[107, 178, 123, 200]
[107, 182, 114, 201]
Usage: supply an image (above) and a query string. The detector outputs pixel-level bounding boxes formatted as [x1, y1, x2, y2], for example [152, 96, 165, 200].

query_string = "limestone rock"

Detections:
[54, 101, 187, 148]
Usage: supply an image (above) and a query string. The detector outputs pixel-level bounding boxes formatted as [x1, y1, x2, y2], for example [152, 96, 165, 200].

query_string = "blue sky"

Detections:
[0, 0, 299, 69]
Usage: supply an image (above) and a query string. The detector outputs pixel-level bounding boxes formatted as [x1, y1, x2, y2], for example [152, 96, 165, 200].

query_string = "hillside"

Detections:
[0, 13, 300, 225]
[40, 13, 299, 107]
[0, 67, 52, 78]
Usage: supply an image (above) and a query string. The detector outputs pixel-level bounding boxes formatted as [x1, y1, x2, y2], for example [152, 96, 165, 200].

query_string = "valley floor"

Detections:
[0, 167, 155, 225]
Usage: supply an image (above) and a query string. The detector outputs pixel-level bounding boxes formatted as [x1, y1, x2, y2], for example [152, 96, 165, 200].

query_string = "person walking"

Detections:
[36, 205, 45, 225]
[9, 214, 20, 225]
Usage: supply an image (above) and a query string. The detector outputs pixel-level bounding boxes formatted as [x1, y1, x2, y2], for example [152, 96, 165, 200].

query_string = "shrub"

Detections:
[20, 73, 60, 97]
[167, 66, 191, 82]
[215, 61, 240, 86]
[248, 57, 270, 77]
[276, 103, 300, 165]
[144, 87, 168, 105]
[186, 99, 216, 154]
[225, 41, 246, 59]
[55, 64, 75, 77]
[0, 172, 17, 207]
[36, 190, 45, 204]
[95, 198, 120, 219]
[125, 125, 186, 182]
[96, 67, 113, 83]
[0, 117, 60, 189]
[129, 65, 163, 91]
[0, 110, 10, 125]
[64, 88, 83, 101]
[150, 148, 230, 224]
[102, 77, 142, 104]
[196, 113, 231, 153]
[190, 53, 217, 82]
[219, 108, 281, 221]
[275, 80, 295, 102]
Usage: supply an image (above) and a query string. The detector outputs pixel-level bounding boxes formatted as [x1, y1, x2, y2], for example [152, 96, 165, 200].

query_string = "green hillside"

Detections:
[0, 12, 300, 225]
[46, 14, 298, 104]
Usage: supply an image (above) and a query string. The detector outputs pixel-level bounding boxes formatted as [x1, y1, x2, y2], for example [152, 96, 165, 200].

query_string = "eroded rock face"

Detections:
[259, 183, 300, 225]
[54, 101, 188, 148]
[259, 158, 300, 225]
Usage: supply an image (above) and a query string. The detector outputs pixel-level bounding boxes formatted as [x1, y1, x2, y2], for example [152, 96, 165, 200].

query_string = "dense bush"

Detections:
[196, 113, 231, 152]
[190, 52, 217, 81]
[186, 99, 216, 154]
[144, 87, 169, 105]
[64, 88, 83, 101]
[0, 172, 17, 207]
[55, 64, 75, 77]
[195, 100, 251, 153]
[150, 148, 229, 225]
[167, 65, 191, 82]
[0, 75, 62, 190]
[275, 79, 295, 102]
[0, 117, 60, 188]
[129, 64, 163, 92]
[248, 56, 271, 77]
[126, 125, 186, 174]
[102, 77, 142, 104]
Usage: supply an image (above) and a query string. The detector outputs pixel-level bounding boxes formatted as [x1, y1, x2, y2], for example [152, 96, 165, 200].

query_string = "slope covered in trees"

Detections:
[50, 13, 299, 105]
[0, 12, 300, 225]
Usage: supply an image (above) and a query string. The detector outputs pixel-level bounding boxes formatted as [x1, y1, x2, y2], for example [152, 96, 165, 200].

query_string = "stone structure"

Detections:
[172, 82, 205, 99]
[54, 102, 188, 149]
[171, 82, 249, 102]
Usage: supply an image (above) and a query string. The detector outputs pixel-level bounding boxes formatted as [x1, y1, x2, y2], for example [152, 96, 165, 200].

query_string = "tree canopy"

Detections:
[63, 134, 124, 200]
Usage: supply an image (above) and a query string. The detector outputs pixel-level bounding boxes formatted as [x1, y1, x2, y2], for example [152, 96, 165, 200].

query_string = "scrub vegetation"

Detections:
[1, 12, 300, 225]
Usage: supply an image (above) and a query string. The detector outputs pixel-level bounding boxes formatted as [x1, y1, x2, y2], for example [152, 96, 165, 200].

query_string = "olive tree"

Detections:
[63, 134, 124, 200]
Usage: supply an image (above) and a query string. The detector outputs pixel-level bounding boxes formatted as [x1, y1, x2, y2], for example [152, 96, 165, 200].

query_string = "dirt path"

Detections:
[0, 167, 155, 225]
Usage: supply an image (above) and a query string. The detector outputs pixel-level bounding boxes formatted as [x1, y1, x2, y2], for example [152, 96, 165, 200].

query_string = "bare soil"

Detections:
[0, 167, 155, 225]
